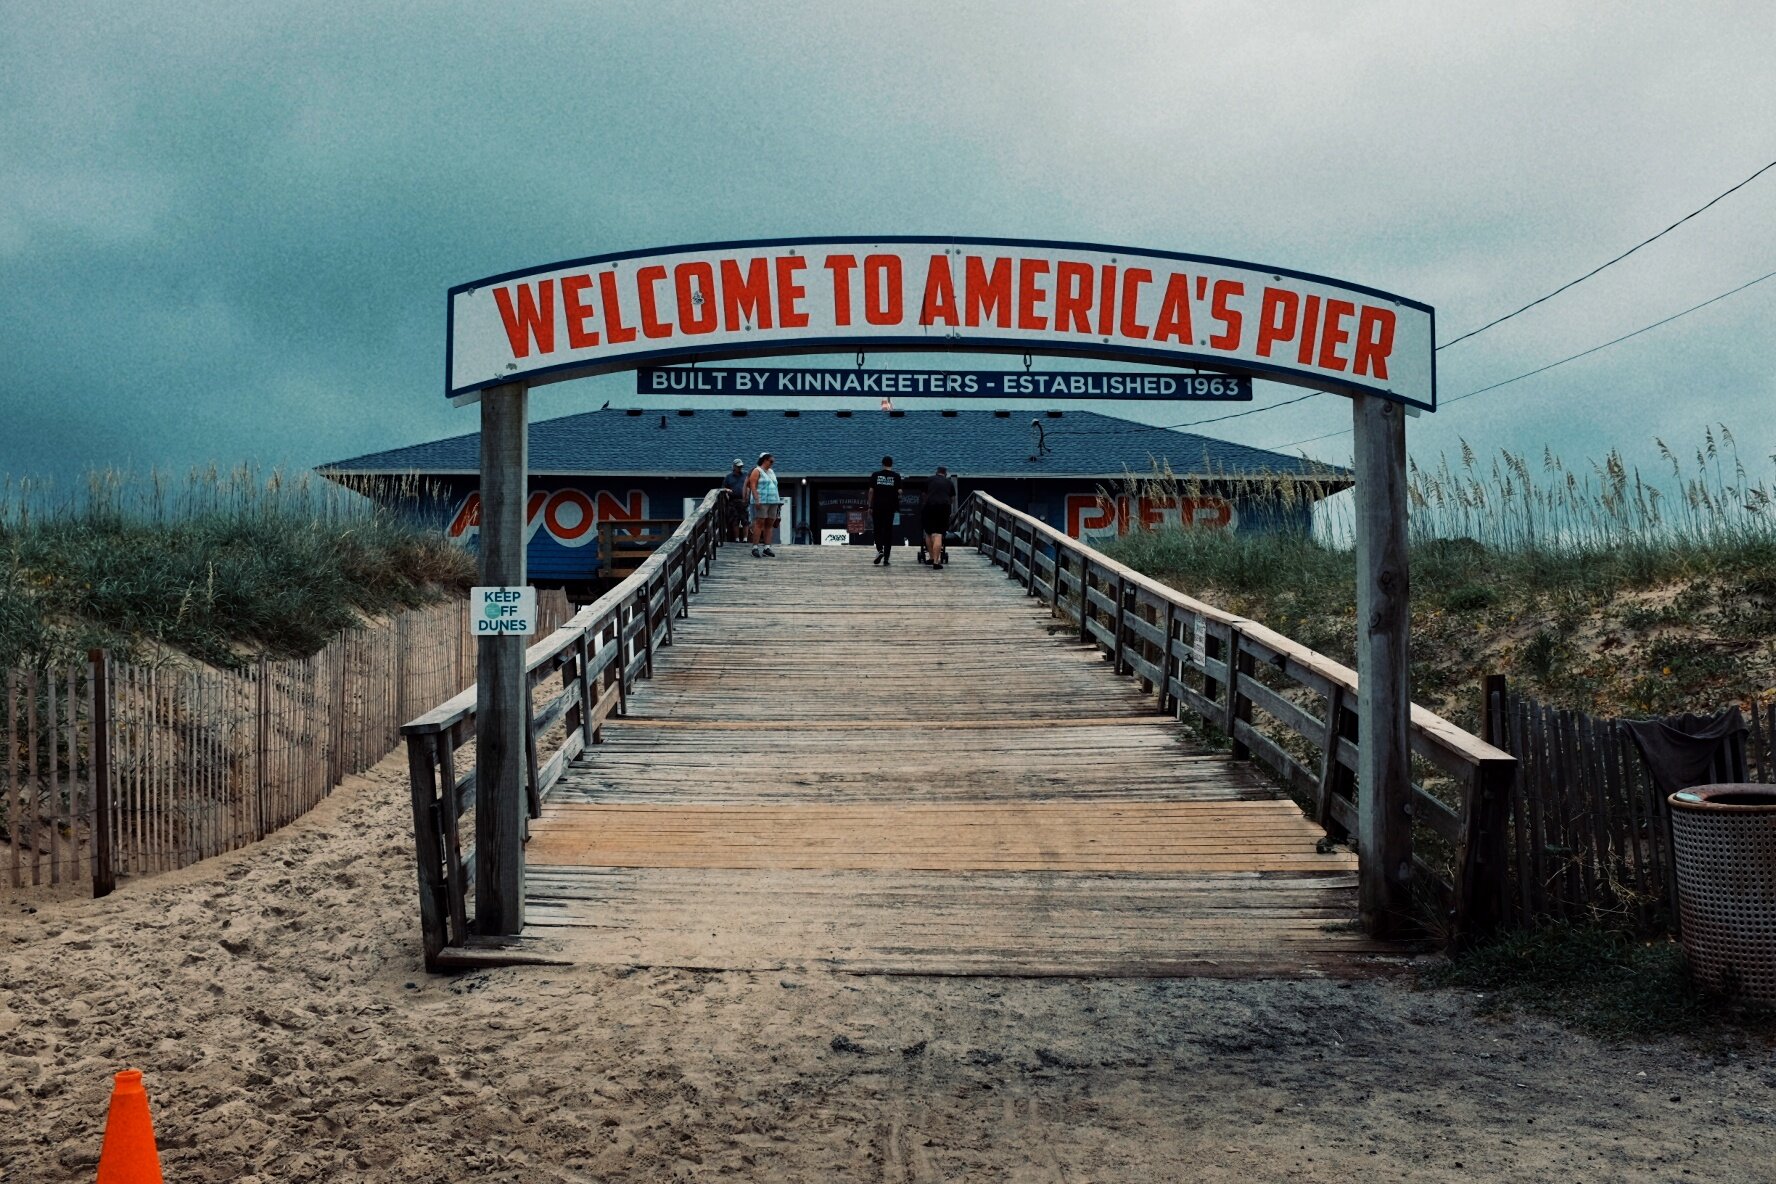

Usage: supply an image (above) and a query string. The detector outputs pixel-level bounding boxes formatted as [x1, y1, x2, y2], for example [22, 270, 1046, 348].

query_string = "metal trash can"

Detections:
[1668, 784, 1776, 1003]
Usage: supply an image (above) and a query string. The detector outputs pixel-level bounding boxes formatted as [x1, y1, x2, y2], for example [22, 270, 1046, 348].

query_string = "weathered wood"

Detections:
[1351, 392, 1413, 937]
[89, 651, 115, 897]
[475, 381, 528, 935]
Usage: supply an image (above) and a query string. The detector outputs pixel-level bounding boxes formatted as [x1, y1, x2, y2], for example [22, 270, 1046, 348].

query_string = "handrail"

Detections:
[401, 488, 729, 966]
[957, 490, 1515, 948]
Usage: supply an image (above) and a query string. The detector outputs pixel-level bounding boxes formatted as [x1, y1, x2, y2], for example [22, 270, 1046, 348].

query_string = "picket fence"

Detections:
[1, 592, 571, 896]
[1482, 677, 1776, 933]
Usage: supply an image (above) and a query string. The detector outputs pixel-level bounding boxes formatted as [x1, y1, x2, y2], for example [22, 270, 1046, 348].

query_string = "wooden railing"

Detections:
[400, 489, 727, 967]
[960, 492, 1516, 947]
[598, 517, 685, 578]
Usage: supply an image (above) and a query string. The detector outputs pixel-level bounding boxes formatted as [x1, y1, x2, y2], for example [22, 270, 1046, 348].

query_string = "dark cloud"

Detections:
[3, 1, 1773, 492]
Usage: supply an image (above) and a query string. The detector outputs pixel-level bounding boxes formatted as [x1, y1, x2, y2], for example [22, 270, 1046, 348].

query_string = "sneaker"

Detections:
[873, 553, 883, 566]
[751, 546, 762, 557]
[762, 546, 776, 557]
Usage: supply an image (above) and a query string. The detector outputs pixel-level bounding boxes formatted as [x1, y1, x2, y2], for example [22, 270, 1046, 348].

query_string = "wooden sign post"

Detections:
[476, 381, 528, 935]
[1352, 393, 1413, 935]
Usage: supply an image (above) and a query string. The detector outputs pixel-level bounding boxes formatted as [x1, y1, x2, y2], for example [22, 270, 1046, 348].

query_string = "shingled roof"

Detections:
[317, 407, 1350, 483]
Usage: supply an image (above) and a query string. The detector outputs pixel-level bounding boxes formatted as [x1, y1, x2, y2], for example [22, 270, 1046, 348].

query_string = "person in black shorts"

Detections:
[922, 465, 955, 570]
[867, 455, 902, 566]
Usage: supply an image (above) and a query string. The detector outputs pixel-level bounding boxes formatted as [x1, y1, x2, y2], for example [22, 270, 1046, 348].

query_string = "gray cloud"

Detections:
[3, 0, 1773, 493]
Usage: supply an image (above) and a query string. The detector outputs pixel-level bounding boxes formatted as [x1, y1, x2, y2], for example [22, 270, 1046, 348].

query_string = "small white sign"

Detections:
[821, 529, 851, 545]
[1191, 617, 1207, 669]
[471, 585, 537, 635]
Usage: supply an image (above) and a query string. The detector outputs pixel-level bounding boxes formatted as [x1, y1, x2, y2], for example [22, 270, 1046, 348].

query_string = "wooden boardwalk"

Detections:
[525, 545, 1400, 977]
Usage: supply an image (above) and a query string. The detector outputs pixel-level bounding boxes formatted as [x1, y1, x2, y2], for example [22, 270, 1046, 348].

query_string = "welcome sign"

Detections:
[447, 237, 1436, 409]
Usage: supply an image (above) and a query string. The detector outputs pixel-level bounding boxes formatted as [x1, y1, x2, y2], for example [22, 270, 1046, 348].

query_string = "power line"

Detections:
[1437, 156, 1776, 351]
[1267, 265, 1776, 451]
[1443, 267, 1776, 404]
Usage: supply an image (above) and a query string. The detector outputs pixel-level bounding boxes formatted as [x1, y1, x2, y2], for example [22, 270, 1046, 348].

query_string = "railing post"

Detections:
[1353, 392, 1414, 937]
[1078, 558, 1092, 644]
[1227, 636, 1254, 759]
[405, 732, 448, 965]
[1111, 576, 1128, 674]
[576, 633, 596, 747]
[88, 649, 115, 898]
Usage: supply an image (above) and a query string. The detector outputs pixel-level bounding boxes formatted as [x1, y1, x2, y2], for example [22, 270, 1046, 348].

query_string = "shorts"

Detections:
[920, 505, 950, 536]
[753, 501, 783, 521]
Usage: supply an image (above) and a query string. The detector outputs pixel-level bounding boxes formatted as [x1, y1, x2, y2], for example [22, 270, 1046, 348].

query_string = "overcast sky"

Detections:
[4, 1, 1773, 494]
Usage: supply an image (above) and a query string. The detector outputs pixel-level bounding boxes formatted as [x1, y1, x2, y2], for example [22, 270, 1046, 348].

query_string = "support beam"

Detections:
[475, 382, 528, 935]
[1352, 392, 1413, 936]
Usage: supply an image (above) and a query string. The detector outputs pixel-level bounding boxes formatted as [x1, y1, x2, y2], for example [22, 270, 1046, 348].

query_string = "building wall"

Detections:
[393, 472, 1319, 586]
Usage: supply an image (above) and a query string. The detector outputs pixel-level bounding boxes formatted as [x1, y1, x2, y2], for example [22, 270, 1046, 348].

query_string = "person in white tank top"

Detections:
[747, 452, 783, 556]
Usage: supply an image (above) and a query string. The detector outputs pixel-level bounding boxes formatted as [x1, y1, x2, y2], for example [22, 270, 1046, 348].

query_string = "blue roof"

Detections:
[317, 407, 1350, 483]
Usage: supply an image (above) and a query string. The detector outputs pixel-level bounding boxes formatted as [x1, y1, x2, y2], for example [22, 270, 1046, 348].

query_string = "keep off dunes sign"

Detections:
[447, 236, 1436, 409]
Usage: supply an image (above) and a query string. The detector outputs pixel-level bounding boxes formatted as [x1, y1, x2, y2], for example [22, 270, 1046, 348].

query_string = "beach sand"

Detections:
[4, 751, 1774, 1182]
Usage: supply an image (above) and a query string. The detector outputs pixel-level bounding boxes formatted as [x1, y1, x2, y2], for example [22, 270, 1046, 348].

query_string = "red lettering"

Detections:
[824, 254, 858, 326]
[1017, 258, 1050, 331]
[1066, 493, 1119, 538]
[1317, 299, 1355, 371]
[1353, 305, 1396, 378]
[920, 254, 959, 326]
[775, 256, 809, 328]
[963, 256, 1012, 328]
[543, 488, 597, 543]
[1255, 287, 1299, 357]
[560, 274, 599, 349]
[446, 493, 481, 539]
[492, 280, 555, 358]
[1152, 274, 1194, 344]
[523, 490, 549, 542]
[636, 265, 672, 339]
[1054, 261, 1094, 333]
[595, 491, 646, 522]
[674, 262, 716, 334]
[599, 271, 636, 344]
[720, 257, 774, 331]
[1096, 265, 1118, 336]
[1208, 280, 1244, 350]
[863, 254, 902, 325]
[1296, 295, 1322, 365]
[1119, 268, 1152, 339]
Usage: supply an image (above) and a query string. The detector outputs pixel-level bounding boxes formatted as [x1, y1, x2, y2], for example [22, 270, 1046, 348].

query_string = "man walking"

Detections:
[721, 458, 749, 542]
[922, 465, 955, 570]
[747, 452, 783, 557]
[867, 454, 902, 566]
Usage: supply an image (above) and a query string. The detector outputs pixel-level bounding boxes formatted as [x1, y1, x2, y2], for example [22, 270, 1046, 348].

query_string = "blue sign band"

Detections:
[635, 367, 1252, 401]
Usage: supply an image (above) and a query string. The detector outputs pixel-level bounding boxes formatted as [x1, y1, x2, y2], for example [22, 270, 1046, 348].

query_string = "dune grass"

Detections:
[1103, 428, 1776, 719]
[0, 467, 473, 669]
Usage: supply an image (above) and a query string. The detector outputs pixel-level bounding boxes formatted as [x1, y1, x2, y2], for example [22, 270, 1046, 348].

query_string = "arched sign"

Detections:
[452, 235, 1433, 942]
[447, 236, 1435, 409]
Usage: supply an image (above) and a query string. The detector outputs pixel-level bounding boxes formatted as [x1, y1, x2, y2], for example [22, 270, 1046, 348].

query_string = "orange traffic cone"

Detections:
[96, 1069, 164, 1183]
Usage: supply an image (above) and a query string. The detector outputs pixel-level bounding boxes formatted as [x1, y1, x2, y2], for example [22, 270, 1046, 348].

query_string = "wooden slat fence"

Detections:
[962, 492, 1517, 948]
[402, 489, 727, 968]
[1, 592, 570, 899]
[1482, 679, 1776, 934]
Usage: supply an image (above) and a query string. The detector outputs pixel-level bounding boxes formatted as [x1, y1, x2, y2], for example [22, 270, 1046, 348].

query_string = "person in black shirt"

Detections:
[720, 459, 749, 541]
[867, 455, 903, 566]
[922, 465, 955, 570]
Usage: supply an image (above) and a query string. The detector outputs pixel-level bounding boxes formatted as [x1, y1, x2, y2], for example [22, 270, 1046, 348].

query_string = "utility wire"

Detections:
[1437, 156, 1776, 350]
[1267, 266, 1776, 452]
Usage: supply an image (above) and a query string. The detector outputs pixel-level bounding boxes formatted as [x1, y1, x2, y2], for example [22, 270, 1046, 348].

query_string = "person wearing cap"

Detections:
[720, 459, 749, 541]
[746, 452, 783, 557]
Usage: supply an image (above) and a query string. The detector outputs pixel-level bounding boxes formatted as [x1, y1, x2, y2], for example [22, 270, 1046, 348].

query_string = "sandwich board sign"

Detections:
[471, 586, 536, 635]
